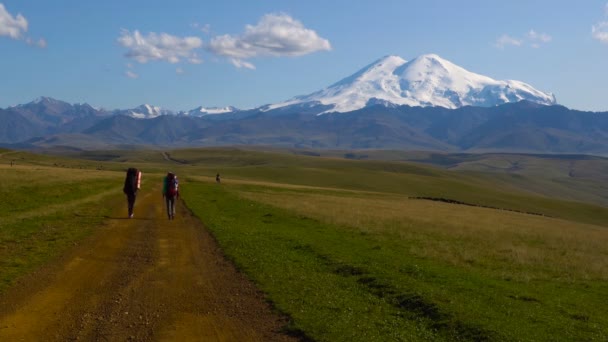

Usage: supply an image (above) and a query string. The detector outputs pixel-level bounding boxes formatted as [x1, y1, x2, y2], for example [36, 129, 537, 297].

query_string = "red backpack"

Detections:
[124, 168, 140, 194]
[166, 172, 178, 197]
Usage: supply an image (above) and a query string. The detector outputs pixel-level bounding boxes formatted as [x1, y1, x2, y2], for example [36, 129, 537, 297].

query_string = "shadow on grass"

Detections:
[291, 241, 497, 341]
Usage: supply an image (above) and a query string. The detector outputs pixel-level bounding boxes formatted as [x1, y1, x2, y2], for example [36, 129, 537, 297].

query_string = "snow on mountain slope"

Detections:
[125, 104, 172, 119]
[186, 106, 240, 116]
[266, 54, 556, 114]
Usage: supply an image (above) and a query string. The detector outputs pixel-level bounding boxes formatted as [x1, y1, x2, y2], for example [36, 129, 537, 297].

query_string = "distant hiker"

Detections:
[163, 172, 179, 220]
[123, 168, 141, 218]
[216, 173, 221, 184]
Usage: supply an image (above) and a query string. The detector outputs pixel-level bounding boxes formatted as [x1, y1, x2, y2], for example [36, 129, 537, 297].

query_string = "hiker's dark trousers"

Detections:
[165, 195, 176, 219]
[126, 192, 137, 216]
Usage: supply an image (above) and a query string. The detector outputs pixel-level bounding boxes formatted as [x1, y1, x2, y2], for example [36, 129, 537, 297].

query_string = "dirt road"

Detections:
[0, 187, 297, 341]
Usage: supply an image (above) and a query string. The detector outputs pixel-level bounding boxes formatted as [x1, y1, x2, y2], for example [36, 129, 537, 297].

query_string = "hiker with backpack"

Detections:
[123, 168, 141, 218]
[162, 172, 179, 220]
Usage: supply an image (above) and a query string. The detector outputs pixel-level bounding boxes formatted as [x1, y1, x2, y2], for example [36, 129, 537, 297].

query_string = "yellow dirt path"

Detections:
[0, 186, 296, 341]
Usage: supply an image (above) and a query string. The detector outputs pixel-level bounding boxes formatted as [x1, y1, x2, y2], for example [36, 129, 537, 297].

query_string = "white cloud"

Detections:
[494, 34, 522, 49]
[117, 29, 203, 64]
[495, 29, 552, 49]
[188, 56, 203, 64]
[26, 37, 46, 48]
[526, 30, 552, 43]
[526, 30, 552, 48]
[125, 70, 139, 79]
[592, 21, 608, 44]
[0, 4, 46, 48]
[592, 3, 608, 44]
[208, 13, 331, 68]
[176, 67, 184, 74]
[0, 3, 28, 39]
[229, 58, 255, 70]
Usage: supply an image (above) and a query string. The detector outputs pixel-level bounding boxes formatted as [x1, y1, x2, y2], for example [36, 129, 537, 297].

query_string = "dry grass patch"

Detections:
[238, 189, 608, 281]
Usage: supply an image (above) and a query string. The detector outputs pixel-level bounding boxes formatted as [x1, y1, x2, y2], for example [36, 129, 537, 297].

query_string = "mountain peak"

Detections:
[413, 53, 444, 62]
[30, 96, 69, 106]
[267, 54, 556, 113]
[33, 96, 55, 103]
[405, 53, 456, 72]
[378, 54, 407, 64]
[326, 55, 406, 89]
[121, 103, 172, 119]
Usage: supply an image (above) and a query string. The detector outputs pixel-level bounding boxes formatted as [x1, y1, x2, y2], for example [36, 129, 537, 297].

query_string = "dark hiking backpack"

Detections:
[166, 172, 178, 197]
[124, 168, 140, 194]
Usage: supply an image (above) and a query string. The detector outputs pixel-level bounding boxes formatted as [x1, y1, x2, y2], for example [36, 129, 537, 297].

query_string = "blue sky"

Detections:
[1, 1, 607, 111]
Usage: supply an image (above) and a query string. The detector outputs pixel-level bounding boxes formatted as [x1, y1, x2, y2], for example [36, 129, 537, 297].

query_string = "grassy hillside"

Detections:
[0, 163, 119, 293]
[168, 147, 606, 340]
[155, 148, 608, 226]
[230, 148, 608, 207]
[2, 147, 607, 340]
[0, 149, 172, 293]
[325, 150, 608, 207]
[182, 181, 607, 341]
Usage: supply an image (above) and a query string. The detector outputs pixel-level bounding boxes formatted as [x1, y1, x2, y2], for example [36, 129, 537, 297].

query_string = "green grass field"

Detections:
[1, 147, 607, 341]
[0, 163, 120, 292]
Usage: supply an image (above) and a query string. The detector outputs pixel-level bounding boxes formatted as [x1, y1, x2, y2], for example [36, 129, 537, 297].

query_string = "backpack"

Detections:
[166, 172, 178, 197]
[124, 168, 141, 194]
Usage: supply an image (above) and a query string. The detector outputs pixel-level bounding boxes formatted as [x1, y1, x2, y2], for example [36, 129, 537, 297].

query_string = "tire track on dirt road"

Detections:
[0, 185, 297, 341]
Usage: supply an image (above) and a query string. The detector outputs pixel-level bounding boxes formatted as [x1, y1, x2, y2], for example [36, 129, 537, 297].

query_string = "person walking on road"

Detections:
[123, 168, 141, 218]
[163, 172, 179, 220]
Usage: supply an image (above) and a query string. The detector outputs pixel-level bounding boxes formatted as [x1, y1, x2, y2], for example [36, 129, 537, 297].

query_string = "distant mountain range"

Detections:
[1, 54, 606, 154]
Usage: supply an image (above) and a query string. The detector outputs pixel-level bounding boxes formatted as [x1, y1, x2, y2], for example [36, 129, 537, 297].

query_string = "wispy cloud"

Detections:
[526, 30, 552, 43]
[592, 3, 608, 44]
[526, 30, 552, 48]
[494, 34, 522, 49]
[117, 29, 203, 64]
[229, 58, 255, 70]
[208, 13, 331, 69]
[0, 3, 46, 48]
[125, 70, 139, 79]
[191, 22, 211, 34]
[26, 37, 47, 48]
[495, 29, 552, 49]
[175, 67, 184, 74]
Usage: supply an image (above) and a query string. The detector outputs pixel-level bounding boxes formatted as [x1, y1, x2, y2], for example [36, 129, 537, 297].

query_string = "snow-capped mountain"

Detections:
[185, 106, 240, 117]
[265, 54, 557, 114]
[119, 104, 173, 119]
